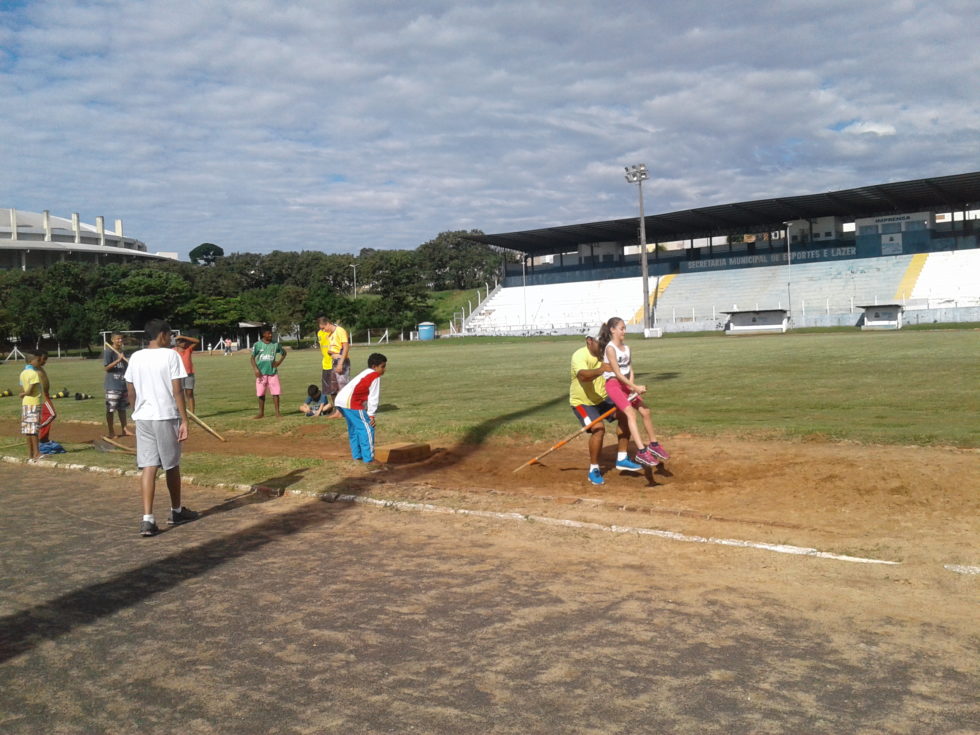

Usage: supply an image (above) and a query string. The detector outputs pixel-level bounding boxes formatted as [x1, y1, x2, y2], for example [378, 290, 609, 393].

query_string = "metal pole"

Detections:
[522, 256, 527, 332]
[638, 179, 650, 331]
[785, 227, 792, 321]
[625, 164, 651, 332]
[349, 264, 357, 299]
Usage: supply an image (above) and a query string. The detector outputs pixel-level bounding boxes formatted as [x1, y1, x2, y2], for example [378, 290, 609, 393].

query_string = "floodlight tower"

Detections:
[625, 163, 651, 331]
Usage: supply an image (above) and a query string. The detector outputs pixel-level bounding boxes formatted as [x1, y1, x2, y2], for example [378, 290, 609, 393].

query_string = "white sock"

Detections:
[143, 514, 154, 523]
[171, 506, 182, 514]
[617, 451, 627, 461]
[589, 464, 599, 472]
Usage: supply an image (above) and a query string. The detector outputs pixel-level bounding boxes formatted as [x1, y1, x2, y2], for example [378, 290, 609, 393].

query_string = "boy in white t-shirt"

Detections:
[125, 319, 198, 537]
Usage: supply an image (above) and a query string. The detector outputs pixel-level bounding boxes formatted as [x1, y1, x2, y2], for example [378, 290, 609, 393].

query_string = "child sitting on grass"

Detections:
[298, 384, 329, 417]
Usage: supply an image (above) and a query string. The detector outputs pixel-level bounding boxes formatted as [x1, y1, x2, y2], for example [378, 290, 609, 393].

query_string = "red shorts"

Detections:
[604, 378, 642, 411]
[39, 399, 56, 441]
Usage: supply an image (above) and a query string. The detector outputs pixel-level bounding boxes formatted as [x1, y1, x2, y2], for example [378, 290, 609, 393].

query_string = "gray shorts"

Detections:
[327, 358, 351, 396]
[135, 419, 182, 470]
[182, 374, 196, 390]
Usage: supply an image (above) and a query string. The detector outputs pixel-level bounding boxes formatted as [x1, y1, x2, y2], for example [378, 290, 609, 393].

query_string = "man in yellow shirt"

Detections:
[316, 316, 334, 401]
[570, 329, 641, 485]
[317, 316, 351, 411]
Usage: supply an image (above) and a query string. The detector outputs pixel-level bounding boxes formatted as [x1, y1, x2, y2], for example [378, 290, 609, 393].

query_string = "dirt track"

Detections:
[12, 418, 979, 572]
[1, 457, 977, 734]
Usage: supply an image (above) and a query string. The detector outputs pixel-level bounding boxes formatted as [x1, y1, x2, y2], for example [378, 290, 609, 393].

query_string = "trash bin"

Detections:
[418, 322, 436, 341]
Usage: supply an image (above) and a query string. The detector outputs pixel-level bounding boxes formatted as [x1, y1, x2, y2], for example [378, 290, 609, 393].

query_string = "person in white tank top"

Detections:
[602, 341, 632, 382]
[597, 316, 672, 467]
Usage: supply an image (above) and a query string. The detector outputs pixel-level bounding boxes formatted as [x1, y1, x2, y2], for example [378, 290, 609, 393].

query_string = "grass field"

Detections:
[2, 329, 977, 449]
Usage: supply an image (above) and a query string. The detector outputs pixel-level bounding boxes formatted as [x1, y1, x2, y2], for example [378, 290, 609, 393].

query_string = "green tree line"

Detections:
[0, 230, 510, 347]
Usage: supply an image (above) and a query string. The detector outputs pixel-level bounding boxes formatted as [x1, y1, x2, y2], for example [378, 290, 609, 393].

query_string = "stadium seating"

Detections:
[465, 277, 645, 333]
[909, 249, 980, 307]
[466, 251, 979, 333]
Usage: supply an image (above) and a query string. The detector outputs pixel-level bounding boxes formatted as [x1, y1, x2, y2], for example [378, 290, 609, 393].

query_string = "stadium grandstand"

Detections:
[0, 208, 177, 270]
[467, 171, 980, 335]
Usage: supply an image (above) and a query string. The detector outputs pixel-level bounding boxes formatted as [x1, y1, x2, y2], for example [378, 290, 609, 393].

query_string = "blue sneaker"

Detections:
[587, 468, 604, 485]
[615, 457, 643, 472]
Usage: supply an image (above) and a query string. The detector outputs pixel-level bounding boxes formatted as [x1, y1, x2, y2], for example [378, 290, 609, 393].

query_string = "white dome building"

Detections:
[1, 208, 177, 270]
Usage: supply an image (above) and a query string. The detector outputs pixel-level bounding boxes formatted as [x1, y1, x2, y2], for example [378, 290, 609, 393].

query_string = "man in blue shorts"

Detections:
[570, 328, 642, 485]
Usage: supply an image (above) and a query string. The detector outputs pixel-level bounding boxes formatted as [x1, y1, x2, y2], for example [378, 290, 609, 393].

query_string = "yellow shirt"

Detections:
[328, 325, 349, 361]
[569, 346, 607, 407]
[20, 366, 41, 407]
[316, 329, 332, 370]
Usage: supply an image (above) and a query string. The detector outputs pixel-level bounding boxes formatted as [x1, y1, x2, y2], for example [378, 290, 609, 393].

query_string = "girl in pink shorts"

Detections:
[597, 316, 671, 467]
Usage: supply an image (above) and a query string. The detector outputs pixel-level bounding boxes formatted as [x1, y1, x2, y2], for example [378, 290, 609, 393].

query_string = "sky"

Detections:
[1, 0, 978, 260]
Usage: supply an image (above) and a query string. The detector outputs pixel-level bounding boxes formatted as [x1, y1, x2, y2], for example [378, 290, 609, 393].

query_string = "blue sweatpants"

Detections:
[339, 407, 374, 463]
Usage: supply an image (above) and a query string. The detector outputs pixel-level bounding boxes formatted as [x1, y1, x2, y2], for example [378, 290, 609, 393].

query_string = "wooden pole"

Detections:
[187, 410, 226, 442]
[103, 341, 128, 363]
[513, 405, 617, 473]
[100, 436, 137, 454]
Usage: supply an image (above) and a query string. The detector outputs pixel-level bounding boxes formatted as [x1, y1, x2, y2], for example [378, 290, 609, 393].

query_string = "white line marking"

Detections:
[6, 454, 947, 569]
[944, 564, 980, 575]
[332, 494, 900, 566]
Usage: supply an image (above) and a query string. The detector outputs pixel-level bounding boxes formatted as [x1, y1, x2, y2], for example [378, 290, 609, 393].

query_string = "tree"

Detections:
[38, 263, 102, 344]
[178, 295, 242, 335]
[189, 242, 225, 266]
[237, 285, 308, 336]
[93, 267, 194, 329]
[1, 269, 46, 341]
[415, 230, 504, 290]
[212, 253, 269, 290]
[361, 250, 433, 329]
[303, 289, 356, 335]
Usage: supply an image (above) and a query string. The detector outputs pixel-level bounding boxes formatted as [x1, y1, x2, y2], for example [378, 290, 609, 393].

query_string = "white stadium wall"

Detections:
[0, 208, 177, 270]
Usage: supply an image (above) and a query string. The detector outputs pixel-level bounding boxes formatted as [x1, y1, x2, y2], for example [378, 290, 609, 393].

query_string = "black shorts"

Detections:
[570, 400, 617, 432]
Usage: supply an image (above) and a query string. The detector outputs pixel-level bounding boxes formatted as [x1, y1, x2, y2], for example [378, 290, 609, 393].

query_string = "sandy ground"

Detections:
[10, 418, 979, 570]
[1, 420, 977, 732]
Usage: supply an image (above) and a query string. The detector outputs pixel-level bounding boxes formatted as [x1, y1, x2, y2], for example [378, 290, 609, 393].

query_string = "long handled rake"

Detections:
[513, 405, 617, 473]
[187, 410, 226, 442]
[103, 341, 128, 364]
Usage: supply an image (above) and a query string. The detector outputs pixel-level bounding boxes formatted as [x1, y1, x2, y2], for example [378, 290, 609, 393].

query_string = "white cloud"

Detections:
[1, 0, 978, 258]
[840, 121, 898, 136]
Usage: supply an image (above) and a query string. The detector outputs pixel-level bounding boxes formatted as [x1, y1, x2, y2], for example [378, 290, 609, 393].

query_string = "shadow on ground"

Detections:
[0, 397, 562, 662]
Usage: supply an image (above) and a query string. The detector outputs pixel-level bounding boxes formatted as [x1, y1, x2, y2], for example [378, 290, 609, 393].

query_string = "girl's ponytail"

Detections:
[597, 317, 621, 358]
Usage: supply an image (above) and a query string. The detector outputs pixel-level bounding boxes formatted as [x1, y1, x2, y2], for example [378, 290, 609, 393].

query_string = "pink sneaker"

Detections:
[635, 448, 660, 467]
[647, 441, 670, 461]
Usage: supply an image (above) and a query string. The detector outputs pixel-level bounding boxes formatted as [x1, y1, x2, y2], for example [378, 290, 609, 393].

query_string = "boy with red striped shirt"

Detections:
[334, 353, 387, 464]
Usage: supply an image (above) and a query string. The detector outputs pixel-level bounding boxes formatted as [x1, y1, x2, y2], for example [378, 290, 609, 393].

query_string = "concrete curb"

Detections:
[6, 454, 977, 574]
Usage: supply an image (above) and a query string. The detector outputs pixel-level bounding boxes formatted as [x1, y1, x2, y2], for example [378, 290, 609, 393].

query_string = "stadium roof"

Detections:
[476, 171, 980, 256]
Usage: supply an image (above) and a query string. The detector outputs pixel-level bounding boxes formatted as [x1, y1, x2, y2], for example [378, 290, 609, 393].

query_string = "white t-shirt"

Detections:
[602, 342, 632, 381]
[124, 347, 187, 421]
